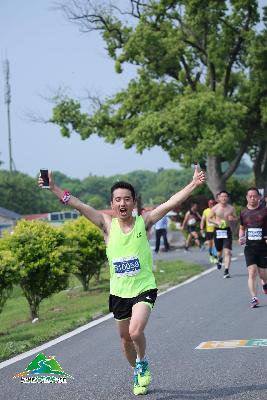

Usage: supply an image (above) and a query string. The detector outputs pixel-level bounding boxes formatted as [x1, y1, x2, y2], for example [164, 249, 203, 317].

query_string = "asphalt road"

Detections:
[1, 246, 267, 400]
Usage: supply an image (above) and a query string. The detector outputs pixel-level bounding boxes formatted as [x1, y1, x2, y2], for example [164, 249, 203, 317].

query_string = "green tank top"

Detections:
[106, 215, 157, 298]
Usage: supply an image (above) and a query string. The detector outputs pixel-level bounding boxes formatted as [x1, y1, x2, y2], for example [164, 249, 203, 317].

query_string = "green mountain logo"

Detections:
[13, 352, 73, 379]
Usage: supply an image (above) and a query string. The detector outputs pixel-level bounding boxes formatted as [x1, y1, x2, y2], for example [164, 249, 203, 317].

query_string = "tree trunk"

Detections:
[81, 277, 89, 291]
[94, 267, 101, 284]
[75, 273, 89, 291]
[253, 141, 267, 194]
[29, 300, 39, 321]
[206, 155, 226, 197]
[206, 143, 247, 198]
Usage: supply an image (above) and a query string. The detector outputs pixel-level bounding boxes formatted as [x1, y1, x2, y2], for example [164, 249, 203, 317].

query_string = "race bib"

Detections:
[216, 230, 228, 239]
[247, 228, 262, 241]
[188, 218, 196, 226]
[113, 256, 141, 278]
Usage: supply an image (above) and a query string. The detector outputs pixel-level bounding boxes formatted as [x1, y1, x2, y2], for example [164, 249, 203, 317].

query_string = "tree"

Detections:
[0, 170, 61, 214]
[4, 220, 72, 320]
[0, 239, 18, 314]
[245, 21, 267, 192]
[61, 217, 106, 291]
[80, 194, 107, 209]
[50, 0, 265, 196]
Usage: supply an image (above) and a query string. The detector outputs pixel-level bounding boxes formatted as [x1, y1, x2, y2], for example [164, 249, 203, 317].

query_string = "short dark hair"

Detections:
[218, 190, 230, 197]
[246, 187, 260, 195]
[111, 181, 136, 201]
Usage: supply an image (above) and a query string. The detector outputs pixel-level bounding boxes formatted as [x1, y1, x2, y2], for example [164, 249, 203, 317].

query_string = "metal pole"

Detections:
[3, 59, 14, 172]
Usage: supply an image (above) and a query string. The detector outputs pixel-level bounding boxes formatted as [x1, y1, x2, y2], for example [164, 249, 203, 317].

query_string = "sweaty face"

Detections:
[246, 190, 259, 208]
[111, 188, 135, 219]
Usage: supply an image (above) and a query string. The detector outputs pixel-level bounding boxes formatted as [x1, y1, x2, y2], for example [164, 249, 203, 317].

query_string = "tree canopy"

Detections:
[1, 220, 73, 320]
[0, 165, 251, 215]
[51, 0, 267, 195]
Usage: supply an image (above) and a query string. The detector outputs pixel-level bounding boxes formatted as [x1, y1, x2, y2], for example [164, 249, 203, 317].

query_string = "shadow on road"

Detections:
[150, 383, 267, 399]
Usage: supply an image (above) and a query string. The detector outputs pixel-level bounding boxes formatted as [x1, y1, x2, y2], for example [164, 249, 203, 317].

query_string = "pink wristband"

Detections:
[60, 190, 71, 205]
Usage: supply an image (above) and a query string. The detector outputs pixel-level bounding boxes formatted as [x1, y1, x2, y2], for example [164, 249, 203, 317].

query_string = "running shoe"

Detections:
[262, 283, 267, 295]
[135, 360, 151, 387]
[224, 270, 230, 278]
[250, 297, 259, 308]
[209, 255, 214, 264]
[133, 374, 147, 396]
[217, 258, 222, 270]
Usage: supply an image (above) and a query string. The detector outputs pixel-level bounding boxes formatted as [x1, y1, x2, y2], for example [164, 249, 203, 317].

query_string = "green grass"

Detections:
[0, 259, 204, 362]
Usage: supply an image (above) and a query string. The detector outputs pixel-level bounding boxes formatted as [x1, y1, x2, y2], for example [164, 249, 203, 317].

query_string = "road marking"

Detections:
[196, 339, 267, 349]
[0, 266, 216, 370]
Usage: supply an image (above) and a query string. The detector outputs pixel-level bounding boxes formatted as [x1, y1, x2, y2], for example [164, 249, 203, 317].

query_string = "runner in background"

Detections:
[239, 187, 267, 308]
[208, 191, 237, 278]
[182, 202, 201, 251]
[200, 199, 217, 263]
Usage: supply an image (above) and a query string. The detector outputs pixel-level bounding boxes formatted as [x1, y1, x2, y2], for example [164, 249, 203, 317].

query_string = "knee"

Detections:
[248, 269, 257, 279]
[121, 335, 133, 351]
[119, 330, 132, 344]
[129, 326, 143, 342]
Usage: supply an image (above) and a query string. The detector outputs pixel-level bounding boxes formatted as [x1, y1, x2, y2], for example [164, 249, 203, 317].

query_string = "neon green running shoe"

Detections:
[133, 374, 148, 396]
[135, 360, 151, 387]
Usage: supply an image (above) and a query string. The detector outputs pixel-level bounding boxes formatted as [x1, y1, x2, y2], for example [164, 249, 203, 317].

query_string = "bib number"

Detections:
[113, 256, 141, 278]
[188, 218, 196, 226]
[247, 228, 262, 241]
[216, 230, 228, 239]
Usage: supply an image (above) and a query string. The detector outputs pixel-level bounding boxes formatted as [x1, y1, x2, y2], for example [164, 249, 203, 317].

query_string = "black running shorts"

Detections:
[214, 228, 232, 251]
[205, 232, 214, 241]
[187, 225, 197, 234]
[244, 246, 267, 268]
[109, 288, 158, 321]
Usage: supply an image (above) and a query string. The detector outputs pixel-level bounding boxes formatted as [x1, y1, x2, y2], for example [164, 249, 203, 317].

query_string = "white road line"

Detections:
[0, 266, 216, 370]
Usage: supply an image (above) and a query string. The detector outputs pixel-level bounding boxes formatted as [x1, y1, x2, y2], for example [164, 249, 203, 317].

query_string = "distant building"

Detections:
[23, 211, 80, 226]
[0, 206, 21, 236]
[22, 206, 155, 227]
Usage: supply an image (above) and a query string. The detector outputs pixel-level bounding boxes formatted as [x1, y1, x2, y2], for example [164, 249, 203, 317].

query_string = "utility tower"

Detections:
[3, 59, 15, 171]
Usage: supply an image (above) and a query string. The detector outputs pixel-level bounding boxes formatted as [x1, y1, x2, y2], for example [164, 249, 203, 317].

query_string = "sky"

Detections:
[0, 0, 179, 180]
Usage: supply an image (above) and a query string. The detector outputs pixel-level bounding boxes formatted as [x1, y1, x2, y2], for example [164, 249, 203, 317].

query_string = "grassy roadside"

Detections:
[0, 259, 204, 362]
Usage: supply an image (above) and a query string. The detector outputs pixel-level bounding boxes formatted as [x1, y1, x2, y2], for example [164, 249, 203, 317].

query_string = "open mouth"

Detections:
[119, 208, 127, 216]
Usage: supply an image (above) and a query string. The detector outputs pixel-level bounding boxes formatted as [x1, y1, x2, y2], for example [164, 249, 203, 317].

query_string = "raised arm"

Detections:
[144, 166, 205, 229]
[38, 171, 111, 233]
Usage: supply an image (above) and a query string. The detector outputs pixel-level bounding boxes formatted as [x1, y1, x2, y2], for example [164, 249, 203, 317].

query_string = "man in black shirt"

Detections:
[239, 188, 267, 308]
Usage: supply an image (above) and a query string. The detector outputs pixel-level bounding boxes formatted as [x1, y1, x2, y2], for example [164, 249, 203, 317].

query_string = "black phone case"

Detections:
[40, 169, 49, 187]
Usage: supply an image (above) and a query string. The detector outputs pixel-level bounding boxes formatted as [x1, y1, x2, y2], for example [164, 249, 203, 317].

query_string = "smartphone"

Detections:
[40, 169, 50, 189]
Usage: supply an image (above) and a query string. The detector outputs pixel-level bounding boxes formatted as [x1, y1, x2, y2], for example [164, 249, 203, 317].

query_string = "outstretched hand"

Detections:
[192, 164, 206, 187]
[38, 171, 55, 190]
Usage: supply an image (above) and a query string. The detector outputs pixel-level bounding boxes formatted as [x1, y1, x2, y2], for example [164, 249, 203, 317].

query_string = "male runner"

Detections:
[39, 167, 205, 396]
[182, 202, 201, 251]
[239, 187, 267, 308]
[200, 199, 217, 263]
[208, 191, 237, 278]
